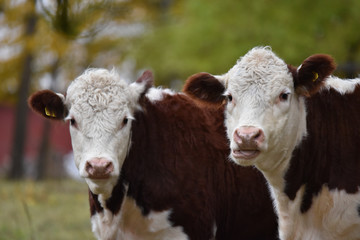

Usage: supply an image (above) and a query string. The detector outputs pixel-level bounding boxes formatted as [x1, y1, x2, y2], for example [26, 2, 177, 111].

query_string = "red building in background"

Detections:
[0, 105, 73, 178]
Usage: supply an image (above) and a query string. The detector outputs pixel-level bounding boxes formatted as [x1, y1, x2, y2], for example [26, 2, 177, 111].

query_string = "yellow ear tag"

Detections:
[312, 71, 319, 82]
[45, 107, 56, 118]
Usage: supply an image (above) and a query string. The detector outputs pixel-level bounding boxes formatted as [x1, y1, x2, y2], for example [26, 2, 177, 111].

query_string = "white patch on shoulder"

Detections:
[323, 76, 360, 94]
[146, 87, 175, 102]
[211, 222, 217, 240]
[91, 194, 188, 240]
[277, 186, 360, 240]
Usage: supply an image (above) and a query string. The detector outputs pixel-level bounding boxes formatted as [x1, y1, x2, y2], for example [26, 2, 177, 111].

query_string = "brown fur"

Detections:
[293, 54, 336, 97]
[284, 84, 360, 213]
[183, 72, 226, 106]
[28, 90, 67, 120]
[184, 53, 360, 219]
[28, 85, 278, 239]
[89, 93, 278, 240]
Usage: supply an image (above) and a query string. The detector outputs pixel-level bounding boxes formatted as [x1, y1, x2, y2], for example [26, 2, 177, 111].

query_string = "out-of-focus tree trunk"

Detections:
[8, 1, 38, 180]
[36, 59, 60, 181]
[35, 119, 51, 180]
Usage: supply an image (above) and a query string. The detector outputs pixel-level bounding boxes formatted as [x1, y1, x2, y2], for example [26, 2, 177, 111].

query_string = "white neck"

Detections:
[258, 153, 305, 240]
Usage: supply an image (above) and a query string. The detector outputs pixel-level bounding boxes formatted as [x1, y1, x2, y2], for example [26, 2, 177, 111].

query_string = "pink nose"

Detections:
[85, 158, 114, 179]
[233, 126, 265, 148]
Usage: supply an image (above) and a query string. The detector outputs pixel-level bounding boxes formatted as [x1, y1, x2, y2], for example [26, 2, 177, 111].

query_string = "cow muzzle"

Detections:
[232, 126, 265, 160]
[85, 158, 114, 179]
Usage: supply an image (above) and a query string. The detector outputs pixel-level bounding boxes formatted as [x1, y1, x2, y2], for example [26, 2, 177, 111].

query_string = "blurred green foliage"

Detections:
[0, 0, 359, 98]
[0, 0, 163, 103]
[133, 0, 360, 86]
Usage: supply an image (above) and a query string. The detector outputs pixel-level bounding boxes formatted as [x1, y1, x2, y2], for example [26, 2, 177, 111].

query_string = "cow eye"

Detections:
[123, 118, 128, 125]
[70, 118, 76, 126]
[227, 94, 233, 102]
[279, 92, 290, 102]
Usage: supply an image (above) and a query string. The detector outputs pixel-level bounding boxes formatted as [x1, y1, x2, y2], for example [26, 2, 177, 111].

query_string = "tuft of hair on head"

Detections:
[292, 54, 336, 97]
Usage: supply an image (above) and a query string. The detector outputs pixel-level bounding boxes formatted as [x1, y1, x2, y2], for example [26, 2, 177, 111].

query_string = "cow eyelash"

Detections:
[279, 92, 290, 102]
[121, 116, 134, 128]
[70, 118, 76, 126]
[227, 94, 233, 102]
[123, 118, 128, 125]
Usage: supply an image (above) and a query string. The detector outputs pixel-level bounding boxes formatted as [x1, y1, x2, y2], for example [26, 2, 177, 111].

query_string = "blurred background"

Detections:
[0, 0, 359, 239]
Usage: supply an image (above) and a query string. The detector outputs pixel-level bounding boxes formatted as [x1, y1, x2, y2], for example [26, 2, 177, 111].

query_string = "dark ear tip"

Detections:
[137, 70, 154, 87]
[28, 90, 46, 110]
[187, 72, 213, 80]
[143, 70, 153, 76]
[183, 72, 216, 91]
[183, 72, 226, 106]
[295, 54, 336, 97]
[142, 70, 153, 80]
[28, 90, 66, 120]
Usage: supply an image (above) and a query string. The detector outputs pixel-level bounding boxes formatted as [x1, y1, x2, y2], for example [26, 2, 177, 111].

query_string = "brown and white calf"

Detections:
[184, 47, 360, 240]
[29, 68, 278, 240]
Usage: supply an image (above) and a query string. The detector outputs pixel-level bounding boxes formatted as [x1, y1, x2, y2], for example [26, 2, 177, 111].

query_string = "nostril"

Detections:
[254, 132, 261, 139]
[252, 129, 264, 144]
[233, 127, 265, 146]
[85, 158, 114, 178]
[234, 129, 243, 144]
[85, 161, 95, 174]
[252, 129, 262, 140]
[104, 162, 114, 174]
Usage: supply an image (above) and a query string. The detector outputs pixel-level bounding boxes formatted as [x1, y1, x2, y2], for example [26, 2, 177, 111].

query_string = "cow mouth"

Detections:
[88, 175, 111, 180]
[232, 149, 260, 160]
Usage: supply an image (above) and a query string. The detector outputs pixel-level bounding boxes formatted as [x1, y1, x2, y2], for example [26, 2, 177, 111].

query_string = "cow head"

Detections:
[184, 47, 335, 172]
[29, 69, 153, 198]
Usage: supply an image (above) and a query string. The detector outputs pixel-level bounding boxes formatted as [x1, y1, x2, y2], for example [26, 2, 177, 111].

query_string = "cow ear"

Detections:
[294, 54, 336, 97]
[130, 70, 154, 99]
[183, 72, 226, 106]
[28, 90, 67, 120]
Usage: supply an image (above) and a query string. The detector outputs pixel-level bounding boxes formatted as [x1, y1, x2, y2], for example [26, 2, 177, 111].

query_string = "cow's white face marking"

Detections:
[64, 69, 147, 197]
[223, 47, 307, 172]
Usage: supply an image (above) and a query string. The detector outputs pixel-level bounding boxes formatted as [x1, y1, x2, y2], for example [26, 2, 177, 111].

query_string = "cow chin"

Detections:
[85, 176, 118, 198]
[230, 151, 259, 167]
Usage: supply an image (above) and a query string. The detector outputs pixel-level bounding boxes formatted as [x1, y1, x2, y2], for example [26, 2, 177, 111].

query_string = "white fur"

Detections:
[146, 88, 175, 102]
[323, 76, 360, 95]
[64, 68, 148, 197]
[211, 222, 217, 240]
[223, 46, 307, 173]
[221, 47, 360, 239]
[91, 187, 188, 240]
[59, 68, 188, 240]
[274, 186, 360, 240]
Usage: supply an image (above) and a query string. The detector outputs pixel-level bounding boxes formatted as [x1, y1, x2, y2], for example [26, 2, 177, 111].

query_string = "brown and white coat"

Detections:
[29, 68, 278, 240]
[184, 46, 360, 240]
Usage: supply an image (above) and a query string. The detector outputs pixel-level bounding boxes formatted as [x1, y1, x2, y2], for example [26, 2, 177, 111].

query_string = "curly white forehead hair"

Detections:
[66, 68, 134, 111]
[227, 46, 290, 84]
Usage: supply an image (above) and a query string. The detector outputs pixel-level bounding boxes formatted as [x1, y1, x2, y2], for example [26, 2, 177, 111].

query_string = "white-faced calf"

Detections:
[184, 46, 360, 240]
[29, 68, 278, 240]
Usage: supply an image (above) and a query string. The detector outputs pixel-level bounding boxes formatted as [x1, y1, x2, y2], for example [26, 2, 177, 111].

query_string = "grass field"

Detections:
[0, 179, 96, 240]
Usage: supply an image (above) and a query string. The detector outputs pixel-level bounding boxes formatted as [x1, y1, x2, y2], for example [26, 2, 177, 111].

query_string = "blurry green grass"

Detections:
[0, 179, 96, 240]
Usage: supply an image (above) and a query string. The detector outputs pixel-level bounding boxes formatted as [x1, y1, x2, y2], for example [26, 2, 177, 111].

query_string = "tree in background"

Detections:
[133, 0, 360, 86]
[1, 0, 359, 179]
[7, 0, 38, 179]
[1, 0, 165, 179]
